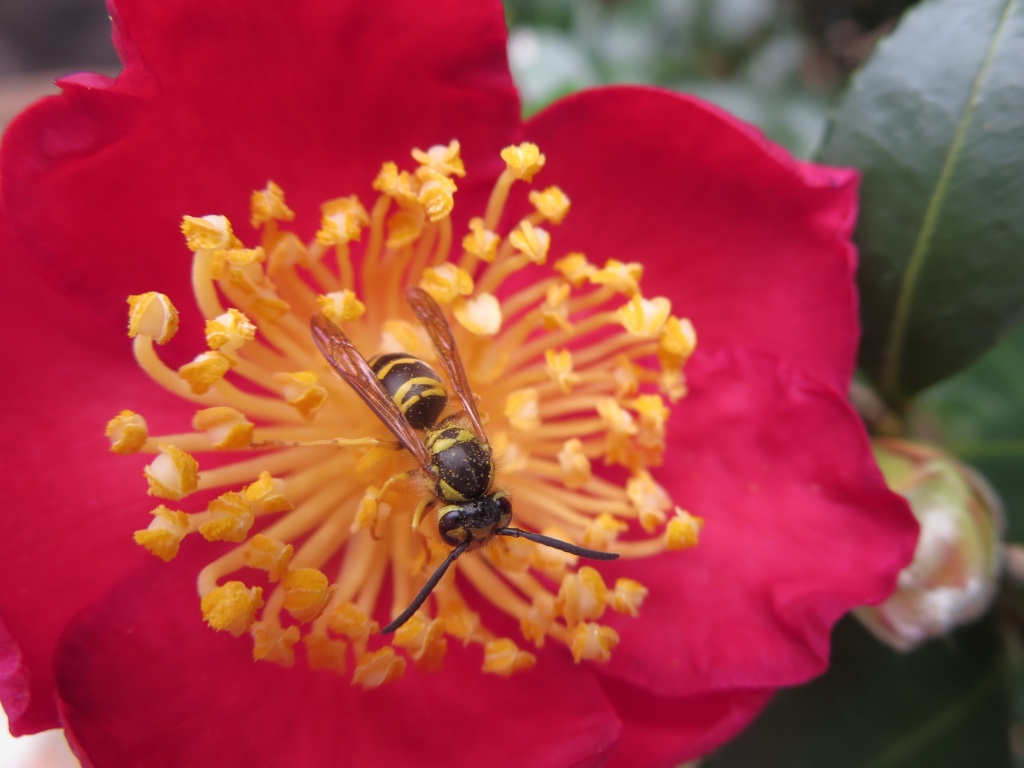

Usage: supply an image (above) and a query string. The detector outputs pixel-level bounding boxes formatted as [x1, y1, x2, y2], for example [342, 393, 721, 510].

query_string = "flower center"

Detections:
[108, 140, 703, 687]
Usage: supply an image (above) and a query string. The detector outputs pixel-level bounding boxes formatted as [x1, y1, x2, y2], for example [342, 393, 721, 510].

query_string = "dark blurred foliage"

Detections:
[501, 0, 922, 155]
[0, 0, 118, 73]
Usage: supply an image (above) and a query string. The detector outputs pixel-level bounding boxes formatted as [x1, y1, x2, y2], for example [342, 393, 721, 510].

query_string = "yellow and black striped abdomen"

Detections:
[368, 352, 448, 430]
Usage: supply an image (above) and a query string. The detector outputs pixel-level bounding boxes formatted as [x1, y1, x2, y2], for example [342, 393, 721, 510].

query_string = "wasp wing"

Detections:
[404, 287, 489, 444]
[310, 313, 434, 471]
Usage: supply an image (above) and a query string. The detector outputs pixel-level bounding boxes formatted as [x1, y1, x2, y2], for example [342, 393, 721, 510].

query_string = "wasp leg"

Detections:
[410, 497, 435, 531]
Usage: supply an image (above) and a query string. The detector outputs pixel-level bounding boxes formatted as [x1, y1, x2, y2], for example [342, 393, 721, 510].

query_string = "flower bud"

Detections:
[857, 439, 1003, 651]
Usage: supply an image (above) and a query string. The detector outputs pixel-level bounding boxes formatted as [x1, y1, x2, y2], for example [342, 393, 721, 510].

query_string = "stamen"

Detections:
[127, 292, 179, 343]
[111, 139, 700, 683]
[482, 638, 536, 675]
[192, 407, 255, 450]
[144, 445, 199, 500]
[201, 581, 264, 637]
[106, 410, 149, 454]
[133, 506, 189, 561]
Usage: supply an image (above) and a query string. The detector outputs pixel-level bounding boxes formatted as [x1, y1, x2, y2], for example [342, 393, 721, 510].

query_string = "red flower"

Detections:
[0, 1, 917, 766]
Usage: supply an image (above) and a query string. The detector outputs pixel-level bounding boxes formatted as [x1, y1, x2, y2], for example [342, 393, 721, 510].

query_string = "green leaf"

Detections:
[911, 319, 1024, 540]
[706, 616, 1011, 768]
[817, 0, 1024, 408]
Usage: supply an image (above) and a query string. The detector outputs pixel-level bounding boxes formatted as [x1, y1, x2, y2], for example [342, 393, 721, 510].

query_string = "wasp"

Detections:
[311, 286, 618, 634]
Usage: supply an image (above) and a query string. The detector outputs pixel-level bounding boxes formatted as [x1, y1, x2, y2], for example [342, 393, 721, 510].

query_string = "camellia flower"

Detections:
[0, 1, 917, 767]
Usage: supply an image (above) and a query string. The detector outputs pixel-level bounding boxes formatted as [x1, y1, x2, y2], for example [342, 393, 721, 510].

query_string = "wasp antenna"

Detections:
[380, 538, 473, 634]
[495, 528, 620, 561]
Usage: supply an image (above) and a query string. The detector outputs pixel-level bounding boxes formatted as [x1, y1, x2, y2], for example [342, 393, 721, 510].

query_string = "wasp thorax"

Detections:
[116, 140, 701, 685]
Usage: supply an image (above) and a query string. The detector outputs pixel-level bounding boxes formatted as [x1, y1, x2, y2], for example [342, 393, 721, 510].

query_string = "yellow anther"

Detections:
[420, 263, 474, 305]
[393, 615, 448, 671]
[192, 406, 254, 450]
[178, 351, 232, 395]
[488, 535, 531, 573]
[243, 471, 294, 515]
[612, 356, 640, 398]
[127, 292, 179, 344]
[554, 252, 596, 286]
[251, 621, 301, 667]
[482, 638, 536, 675]
[508, 220, 550, 264]
[666, 508, 704, 550]
[380, 319, 430, 357]
[353, 647, 406, 689]
[540, 283, 572, 332]
[416, 167, 458, 222]
[556, 566, 609, 628]
[181, 214, 242, 252]
[384, 208, 425, 248]
[243, 534, 294, 582]
[452, 293, 502, 336]
[610, 578, 649, 617]
[500, 142, 546, 182]
[590, 259, 643, 297]
[316, 196, 370, 246]
[528, 185, 570, 224]
[144, 444, 199, 501]
[250, 294, 291, 322]
[352, 486, 388, 534]
[266, 232, 309, 274]
[617, 294, 671, 337]
[569, 622, 619, 663]
[205, 308, 256, 351]
[199, 491, 254, 543]
[520, 594, 556, 647]
[627, 470, 672, 533]
[505, 388, 541, 432]
[328, 602, 379, 641]
[596, 399, 637, 466]
[544, 348, 580, 394]
[317, 290, 366, 324]
[412, 140, 466, 178]
[282, 568, 333, 623]
[557, 438, 592, 490]
[201, 581, 264, 637]
[435, 593, 481, 641]
[660, 316, 698, 364]
[210, 247, 267, 287]
[581, 513, 628, 551]
[373, 162, 419, 207]
[304, 634, 348, 674]
[462, 217, 500, 263]
[277, 371, 328, 420]
[133, 505, 189, 561]
[659, 367, 688, 404]
[106, 410, 148, 454]
[250, 181, 295, 228]
[634, 394, 669, 451]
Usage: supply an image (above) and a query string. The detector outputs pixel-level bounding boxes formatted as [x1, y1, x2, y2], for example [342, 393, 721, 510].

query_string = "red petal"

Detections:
[523, 86, 861, 391]
[599, 349, 917, 698]
[0, 0, 520, 339]
[55, 559, 621, 768]
[0, 240, 192, 733]
[600, 677, 771, 767]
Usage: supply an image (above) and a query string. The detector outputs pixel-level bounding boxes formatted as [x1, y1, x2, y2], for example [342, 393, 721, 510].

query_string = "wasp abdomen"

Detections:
[369, 353, 448, 431]
[426, 425, 494, 502]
